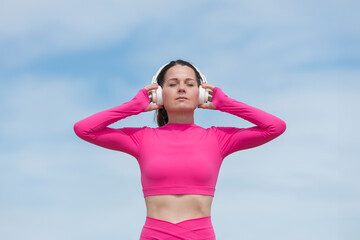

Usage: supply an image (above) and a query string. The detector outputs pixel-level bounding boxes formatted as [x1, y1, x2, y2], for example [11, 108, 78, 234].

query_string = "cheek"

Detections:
[192, 88, 200, 100]
[161, 89, 172, 106]
[162, 89, 170, 100]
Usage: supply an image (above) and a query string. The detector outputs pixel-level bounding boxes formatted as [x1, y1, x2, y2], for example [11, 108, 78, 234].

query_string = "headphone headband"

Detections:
[151, 63, 207, 85]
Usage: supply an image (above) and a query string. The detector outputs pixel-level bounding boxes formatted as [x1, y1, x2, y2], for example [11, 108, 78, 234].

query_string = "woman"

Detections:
[73, 59, 286, 239]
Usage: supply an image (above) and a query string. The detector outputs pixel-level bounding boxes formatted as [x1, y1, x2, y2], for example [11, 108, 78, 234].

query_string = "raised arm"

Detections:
[73, 88, 150, 157]
[211, 87, 286, 158]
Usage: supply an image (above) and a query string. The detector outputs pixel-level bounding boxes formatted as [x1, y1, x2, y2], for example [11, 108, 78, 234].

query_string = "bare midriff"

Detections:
[145, 194, 214, 224]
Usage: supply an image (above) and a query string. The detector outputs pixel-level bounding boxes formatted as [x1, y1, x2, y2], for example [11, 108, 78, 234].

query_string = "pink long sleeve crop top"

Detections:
[73, 87, 286, 197]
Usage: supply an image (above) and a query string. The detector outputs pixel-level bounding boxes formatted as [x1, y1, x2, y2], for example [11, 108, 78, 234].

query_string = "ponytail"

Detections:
[155, 107, 168, 127]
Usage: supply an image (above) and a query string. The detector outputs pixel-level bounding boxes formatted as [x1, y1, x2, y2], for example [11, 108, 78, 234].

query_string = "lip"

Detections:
[176, 97, 188, 100]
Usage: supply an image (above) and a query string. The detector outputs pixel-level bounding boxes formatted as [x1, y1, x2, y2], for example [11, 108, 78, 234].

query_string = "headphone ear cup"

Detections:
[198, 85, 208, 105]
[151, 89, 157, 103]
[151, 86, 163, 105]
[155, 86, 163, 105]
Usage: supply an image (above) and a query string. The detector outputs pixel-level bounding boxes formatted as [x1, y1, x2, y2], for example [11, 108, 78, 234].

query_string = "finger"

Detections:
[151, 104, 163, 109]
[147, 86, 159, 94]
[145, 104, 162, 112]
[198, 102, 216, 109]
[198, 104, 209, 109]
[145, 83, 160, 91]
[201, 83, 215, 90]
[150, 84, 160, 91]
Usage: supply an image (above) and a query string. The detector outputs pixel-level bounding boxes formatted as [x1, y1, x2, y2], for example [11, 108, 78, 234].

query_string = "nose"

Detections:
[178, 82, 186, 92]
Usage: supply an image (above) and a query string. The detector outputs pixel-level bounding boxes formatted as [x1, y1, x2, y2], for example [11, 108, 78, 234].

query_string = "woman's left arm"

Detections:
[199, 84, 287, 158]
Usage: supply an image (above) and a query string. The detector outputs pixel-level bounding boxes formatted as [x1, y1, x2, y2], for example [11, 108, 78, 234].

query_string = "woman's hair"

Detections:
[154, 59, 202, 127]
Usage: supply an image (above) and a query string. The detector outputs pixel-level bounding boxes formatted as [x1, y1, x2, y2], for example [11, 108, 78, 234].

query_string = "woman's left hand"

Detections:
[198, 83, 216, 109]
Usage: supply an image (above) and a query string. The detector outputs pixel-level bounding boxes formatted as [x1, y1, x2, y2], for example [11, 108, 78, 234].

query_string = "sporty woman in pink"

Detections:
[73, 59, 286, 239]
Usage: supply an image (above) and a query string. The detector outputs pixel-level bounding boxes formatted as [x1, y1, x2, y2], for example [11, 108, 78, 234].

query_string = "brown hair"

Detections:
[154, 59, 202, 127]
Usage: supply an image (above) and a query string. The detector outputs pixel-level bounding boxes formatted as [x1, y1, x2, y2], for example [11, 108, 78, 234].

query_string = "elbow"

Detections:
[73, 121, 87, 138]
[274, 119, 287, 136]
[279, 119, 287, 135]
[265, 119, 286, 138]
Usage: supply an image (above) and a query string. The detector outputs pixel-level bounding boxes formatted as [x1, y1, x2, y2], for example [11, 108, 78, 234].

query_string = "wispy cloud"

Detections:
[1, 0, 359, 239]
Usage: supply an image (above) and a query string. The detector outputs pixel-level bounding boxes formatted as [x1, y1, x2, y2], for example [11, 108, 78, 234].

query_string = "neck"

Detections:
[167, 111, 194, 124]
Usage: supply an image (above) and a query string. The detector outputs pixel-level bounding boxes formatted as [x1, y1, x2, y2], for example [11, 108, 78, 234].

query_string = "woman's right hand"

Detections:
[144, 83, 163, 112]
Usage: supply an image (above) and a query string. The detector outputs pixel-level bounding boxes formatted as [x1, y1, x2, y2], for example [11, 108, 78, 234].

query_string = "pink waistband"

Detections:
[140, 216, 216, 239]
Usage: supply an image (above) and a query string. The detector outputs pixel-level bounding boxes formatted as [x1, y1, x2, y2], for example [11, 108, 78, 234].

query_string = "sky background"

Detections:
[0, 0, 359, 239]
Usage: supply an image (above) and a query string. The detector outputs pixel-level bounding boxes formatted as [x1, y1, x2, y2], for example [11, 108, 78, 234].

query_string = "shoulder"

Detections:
[208, 126, 244, 134]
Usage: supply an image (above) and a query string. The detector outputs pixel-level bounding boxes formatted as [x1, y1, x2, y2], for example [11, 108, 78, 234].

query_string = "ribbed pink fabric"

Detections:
[73, 87, 286, 197]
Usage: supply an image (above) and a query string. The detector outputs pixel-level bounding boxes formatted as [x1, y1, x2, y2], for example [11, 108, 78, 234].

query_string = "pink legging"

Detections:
[139, 216, 216, 239]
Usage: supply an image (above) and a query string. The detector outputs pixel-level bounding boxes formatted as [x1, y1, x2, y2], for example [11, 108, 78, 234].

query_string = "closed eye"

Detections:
[169, 84, 195, 87]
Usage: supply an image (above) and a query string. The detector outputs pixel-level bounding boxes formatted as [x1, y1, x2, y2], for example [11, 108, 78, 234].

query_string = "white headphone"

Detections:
[150, 63, 210, 106]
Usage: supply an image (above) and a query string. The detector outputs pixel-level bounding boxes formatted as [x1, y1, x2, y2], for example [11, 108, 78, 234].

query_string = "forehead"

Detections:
[164, 65, 196, 81]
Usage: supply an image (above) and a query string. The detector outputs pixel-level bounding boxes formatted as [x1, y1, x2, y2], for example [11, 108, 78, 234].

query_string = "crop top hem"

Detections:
[143, 186, 215, 197]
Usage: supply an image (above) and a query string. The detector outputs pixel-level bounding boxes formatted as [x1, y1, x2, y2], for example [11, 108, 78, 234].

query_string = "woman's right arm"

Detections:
[73, 88, 151, 157]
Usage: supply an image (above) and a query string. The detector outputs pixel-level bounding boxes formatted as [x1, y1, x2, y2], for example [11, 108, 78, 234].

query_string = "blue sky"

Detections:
[0, 0, 359, 239]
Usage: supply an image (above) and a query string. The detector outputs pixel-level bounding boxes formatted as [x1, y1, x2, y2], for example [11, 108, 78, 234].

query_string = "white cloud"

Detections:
[0, 0, 209, 68]
[212, 189, 342, 240]
[0, 203, 146, 240]
[1, 1, 359, 239]
[2, 0, 358, 70]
